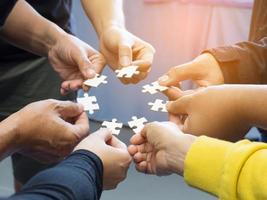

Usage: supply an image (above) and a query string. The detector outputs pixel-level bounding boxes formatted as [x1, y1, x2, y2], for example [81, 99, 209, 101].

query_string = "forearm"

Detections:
[7, 150, 103, 200]
[81, 0, 125, 37]
[0, 114, 18, 160]
[184, 136, 267, 200]
[0, 0, 67, 57]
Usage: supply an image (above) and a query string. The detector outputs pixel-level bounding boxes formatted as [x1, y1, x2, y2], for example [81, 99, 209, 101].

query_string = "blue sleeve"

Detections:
[0, 0, 18, 27]
[6, 150, 103, 200]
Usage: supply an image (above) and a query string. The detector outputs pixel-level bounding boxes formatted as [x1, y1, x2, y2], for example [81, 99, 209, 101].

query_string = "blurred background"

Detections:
[0, 0, 253, 199]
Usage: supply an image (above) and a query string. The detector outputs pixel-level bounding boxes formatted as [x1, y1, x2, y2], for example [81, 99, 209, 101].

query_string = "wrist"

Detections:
[43, 22, 67, 55]
[197, 53, 225, 85]
[239, 86, 267, 128]
[168, 134, 197, 176]
[0, 114, 20, 159]
[98, 22, 125, 38]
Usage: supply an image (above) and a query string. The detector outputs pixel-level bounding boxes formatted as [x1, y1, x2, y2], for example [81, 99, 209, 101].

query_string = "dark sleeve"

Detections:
[5, 150, 103, 200]
[0, 0, 18, 27]
[203, 37, 267, 84]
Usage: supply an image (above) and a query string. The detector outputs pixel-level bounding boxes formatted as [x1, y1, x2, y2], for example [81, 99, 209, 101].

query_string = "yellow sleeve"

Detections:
[184, 136, 267, 200]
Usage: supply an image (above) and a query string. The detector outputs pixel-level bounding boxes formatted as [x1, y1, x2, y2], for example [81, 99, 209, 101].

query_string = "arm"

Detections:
[81, 0, 155, 84]
[159, 1, 267, 88]
[0, 0, 64, 56]
[6, 129, 131, 200]
[129, 122, 267, 200]
[204, 0, 267, 84]
[205, 37, 267, 84]
[81, 0, 125, 37]
[7, 150, 103, 200]
[165, 85, 267, 141]
[184, 136, 267, 200]
[0, 115, 18, 160]
[0, 100, 89, 162]
[1, 0, 106, 94]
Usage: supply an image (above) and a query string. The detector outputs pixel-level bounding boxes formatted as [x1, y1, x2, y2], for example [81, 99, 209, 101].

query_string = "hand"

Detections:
[75, 128, 132, 190]
[48, 33, 106, 94]
[11, 99, 89, 163]
[158, 53, 224, 90]
[100, 26, 155, 84]
[167, 85, 251, 141]
[128, 121, 196, 176]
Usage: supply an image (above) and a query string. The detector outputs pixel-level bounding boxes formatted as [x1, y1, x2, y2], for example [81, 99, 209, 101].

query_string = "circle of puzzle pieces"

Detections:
[142, 81, 168, 95]
[101, 118, 123, 135]
[77, 93, 99, 114]
[83, 74, 108, 87]
[128, 116, 148, 134]
[148, 99, 168, 112]
[115, 65, 140, 78]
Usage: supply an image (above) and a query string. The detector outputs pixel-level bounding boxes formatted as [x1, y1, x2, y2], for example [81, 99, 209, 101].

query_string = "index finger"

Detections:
[108, 136, 127, 150]
[158, 62, 196, 87]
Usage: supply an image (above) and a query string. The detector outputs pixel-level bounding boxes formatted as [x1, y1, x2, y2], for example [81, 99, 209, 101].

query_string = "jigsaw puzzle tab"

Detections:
[83, 74, 107, 87]
[142, 81, 168, 95]
[128, 116, 148, 134]
[77, 93, 99, 114]
[115, 65, 140, 78]
[101, 118, 123, 135]
[148, 99, 168, 112]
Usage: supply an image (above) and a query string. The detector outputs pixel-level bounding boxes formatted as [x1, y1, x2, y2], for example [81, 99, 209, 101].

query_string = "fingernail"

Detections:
[120, 56, 131, 67]
[158, 75, 169, 83]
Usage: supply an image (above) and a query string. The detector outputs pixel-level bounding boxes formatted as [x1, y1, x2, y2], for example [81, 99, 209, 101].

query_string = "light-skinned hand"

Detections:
[75, 128, 132, 190]
[100, 26, 155, 84]
[10, 99, 89, 163]
[167, 85, 251, 141]
[48, 33, 106, 94]
[158, 53, 224, 93]
[128, 121, 196, 176]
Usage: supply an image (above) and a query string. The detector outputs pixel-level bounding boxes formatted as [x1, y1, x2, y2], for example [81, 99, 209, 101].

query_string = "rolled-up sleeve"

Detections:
[204, 37, 267, 84]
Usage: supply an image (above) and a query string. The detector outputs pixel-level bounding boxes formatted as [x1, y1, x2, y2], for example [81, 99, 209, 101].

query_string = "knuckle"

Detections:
[45, 99, 58, 105]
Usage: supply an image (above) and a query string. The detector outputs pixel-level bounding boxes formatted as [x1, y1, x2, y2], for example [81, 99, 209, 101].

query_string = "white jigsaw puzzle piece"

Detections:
[77, 93, 99, 114]
[101, 118, 123, 135]
[83, 74, 107, 87]
[148, 99, 168, 112]
[142, 81, 168, 94]
[128, 116, 148, 134]
[115, 65, 140, 78]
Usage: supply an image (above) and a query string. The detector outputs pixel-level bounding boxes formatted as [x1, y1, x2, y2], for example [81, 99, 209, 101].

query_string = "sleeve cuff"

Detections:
[203, 47, 240, 63]
[184, 136, 233, 196]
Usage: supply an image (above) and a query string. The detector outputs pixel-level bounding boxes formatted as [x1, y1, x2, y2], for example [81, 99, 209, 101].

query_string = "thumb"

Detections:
[167, 95, 192, 115]
[71, 112, 90, 139]
[163, 86, 183, 101]
[108, 136, 127, 150]
[119, 41, 133, 67]
[95, 128, 113, 142]
[158, 62, 195, 87]
[56, 101, 84, 118]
